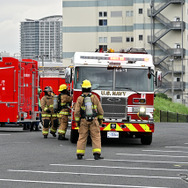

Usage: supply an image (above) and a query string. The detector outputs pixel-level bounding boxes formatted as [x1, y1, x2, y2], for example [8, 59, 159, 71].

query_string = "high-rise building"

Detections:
[20, 15, 62, 62]
[62, 0, 187, 105]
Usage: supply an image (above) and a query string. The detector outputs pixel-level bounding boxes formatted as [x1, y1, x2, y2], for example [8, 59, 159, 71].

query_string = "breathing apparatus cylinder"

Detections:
[84, 96, 93, 120]
[53, 95, 58, 111]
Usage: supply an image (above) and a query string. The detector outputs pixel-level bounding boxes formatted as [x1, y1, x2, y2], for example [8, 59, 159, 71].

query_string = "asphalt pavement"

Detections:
[0, 122, 188, 188]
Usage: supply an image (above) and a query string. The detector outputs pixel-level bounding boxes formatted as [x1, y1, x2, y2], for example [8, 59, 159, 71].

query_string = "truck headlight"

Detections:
[139, 107, 146, 116]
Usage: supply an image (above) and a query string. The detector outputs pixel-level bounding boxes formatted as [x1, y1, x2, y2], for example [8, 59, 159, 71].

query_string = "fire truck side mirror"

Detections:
[65, 68, 72, 83]
[147, 67, 152, 79]
[155, 71, 162, 87]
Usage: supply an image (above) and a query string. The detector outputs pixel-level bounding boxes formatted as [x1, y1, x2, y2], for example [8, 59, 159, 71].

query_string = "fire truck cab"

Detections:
[66, 48, 161, 145]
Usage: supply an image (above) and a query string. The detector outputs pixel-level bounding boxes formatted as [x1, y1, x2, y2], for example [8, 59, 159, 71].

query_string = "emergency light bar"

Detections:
[80, 56, 149, 62]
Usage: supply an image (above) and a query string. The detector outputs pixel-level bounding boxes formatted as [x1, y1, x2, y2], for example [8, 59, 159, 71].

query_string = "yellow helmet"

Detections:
[58, 84, 67, 91]
[81, 80, 92, 88]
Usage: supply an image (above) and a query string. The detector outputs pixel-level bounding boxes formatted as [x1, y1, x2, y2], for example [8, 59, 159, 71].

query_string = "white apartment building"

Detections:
[21, 15, 62, 62]
[62, 0, 188, 105]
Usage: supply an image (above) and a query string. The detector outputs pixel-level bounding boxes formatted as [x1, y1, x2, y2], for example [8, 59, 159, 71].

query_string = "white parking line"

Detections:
[116, 153, 188, 158]
[100, 159, 188, 164]
[165, 146, 188, 149]
[50, 163, 188, 172]
[0, 178, 169, 188]
[142, 150, 188, 154]
[8, 169, 180, 180]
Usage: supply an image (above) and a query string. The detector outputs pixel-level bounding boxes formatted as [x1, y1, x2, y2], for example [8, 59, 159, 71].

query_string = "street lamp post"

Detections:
[170, 57, 174, 102]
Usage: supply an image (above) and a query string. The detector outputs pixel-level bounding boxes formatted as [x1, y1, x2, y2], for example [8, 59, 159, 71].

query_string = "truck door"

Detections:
[0, 67, 18, 123]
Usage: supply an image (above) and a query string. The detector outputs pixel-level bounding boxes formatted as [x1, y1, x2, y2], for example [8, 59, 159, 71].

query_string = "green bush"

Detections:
[155, 93, 172, 101]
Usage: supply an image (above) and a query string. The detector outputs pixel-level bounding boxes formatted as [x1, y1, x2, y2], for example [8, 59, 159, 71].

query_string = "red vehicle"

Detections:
[39, 77, 66, 96]
[65, 49, 162, 145]
[0, 57, 40, 129]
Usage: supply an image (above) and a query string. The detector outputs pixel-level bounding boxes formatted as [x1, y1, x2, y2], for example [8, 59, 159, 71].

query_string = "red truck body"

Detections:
[0, 57, 40, 126]
[39, 77, 66, 96]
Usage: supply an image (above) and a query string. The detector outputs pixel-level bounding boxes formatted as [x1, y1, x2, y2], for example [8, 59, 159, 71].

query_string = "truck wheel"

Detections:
[141, 134, 152, 145]
[70, 129, 79, 143]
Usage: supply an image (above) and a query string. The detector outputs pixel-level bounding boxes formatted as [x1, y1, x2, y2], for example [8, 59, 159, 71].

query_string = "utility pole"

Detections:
[35, 55, 48, 76]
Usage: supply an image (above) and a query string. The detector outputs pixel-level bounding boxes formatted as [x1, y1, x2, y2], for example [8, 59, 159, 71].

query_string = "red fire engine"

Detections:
[0, 57, 40, 129]
[38, 64, 67, 96]
[65, 48, 162, 145]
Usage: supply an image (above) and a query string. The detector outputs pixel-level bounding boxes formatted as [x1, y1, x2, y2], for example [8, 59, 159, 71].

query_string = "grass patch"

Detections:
[154, 95, 188, 122]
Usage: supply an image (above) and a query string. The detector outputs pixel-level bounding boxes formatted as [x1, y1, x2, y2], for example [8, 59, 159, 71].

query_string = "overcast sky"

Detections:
[0, 0, 62, 56]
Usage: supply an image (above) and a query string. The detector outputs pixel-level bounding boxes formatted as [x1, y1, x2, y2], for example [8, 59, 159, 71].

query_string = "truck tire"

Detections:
[70, 129, 79, 143]
[141, 134, 152, 145]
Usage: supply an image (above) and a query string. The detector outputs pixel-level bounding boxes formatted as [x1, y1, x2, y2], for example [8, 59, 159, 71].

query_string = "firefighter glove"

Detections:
[46, 109, 51, 113]
[98, 119, 103, 125]
[76, 121, 80, 127]
[54, 109, 58, 113]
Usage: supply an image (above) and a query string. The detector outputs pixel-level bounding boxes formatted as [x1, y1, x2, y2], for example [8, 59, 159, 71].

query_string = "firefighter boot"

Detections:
[94, 153, 104, 160]
[77, 154, 83, 160]
[50, 131, 56, 137]
[44, 135, 48, 139]
[58, 134, 68, 140]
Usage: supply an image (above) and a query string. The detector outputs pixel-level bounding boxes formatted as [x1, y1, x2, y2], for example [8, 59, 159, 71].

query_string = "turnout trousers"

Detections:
[76, 118, 101, 156]
[58, 115, 68, 136]
[42, 116, 59, 136]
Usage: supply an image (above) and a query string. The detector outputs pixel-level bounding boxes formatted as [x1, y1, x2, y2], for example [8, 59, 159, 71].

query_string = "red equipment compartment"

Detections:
[39, 77, 66, 96]
[0, 57, 39, 125]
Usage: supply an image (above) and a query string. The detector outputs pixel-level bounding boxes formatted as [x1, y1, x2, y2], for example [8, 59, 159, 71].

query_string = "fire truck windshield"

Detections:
[74, 67, 154, 92]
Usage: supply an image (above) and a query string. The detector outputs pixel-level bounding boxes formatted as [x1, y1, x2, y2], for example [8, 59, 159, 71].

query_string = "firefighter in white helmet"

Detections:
[41, 86, 59, 138]
[74, 80, 104, 160]
[57, 84, 73, 140]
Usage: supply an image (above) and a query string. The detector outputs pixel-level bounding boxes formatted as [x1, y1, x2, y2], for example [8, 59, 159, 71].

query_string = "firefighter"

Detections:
[74, 80, 104, 160]
[57, 84, 73, 140]
[41, 86, 59, 138]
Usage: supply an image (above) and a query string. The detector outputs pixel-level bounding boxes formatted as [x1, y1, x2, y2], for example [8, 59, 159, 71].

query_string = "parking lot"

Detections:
[0, 122, 188, 188]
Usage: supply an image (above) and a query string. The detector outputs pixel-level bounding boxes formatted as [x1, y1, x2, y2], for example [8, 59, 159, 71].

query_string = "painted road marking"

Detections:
[0, 178, 169, 188]
[8, 169, 180, 180]
[165, 146, 188, 149]
[116, 153, 188, 158]
[143, 150, 188, 154]
[50, 163, 188, 172]
[96, 159, 188, 164]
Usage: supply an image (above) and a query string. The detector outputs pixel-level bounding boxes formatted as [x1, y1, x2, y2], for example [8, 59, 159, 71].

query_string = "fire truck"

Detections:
[0, 57, 40, 129]
[38, 63, 67, 96]
[65, 48, 161, 145]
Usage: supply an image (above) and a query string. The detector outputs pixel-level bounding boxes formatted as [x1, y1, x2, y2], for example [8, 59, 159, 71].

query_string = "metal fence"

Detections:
[160, 110, 188, 122]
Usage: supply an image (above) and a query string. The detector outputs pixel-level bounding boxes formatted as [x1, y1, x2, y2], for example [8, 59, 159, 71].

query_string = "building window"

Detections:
[126, 37, 134, 42]
[99, 19, 107, 26]
[177, 95, 180, 99]
[99, 37, 107, 43]
[177, 77, 180, 82]
[111, 37, 122, 43]
[99, 45, 107, 52]
[138, 8, 143, 14]
[126, 11, 133, 17]
[139, 35, 143, 41]
[99, 11, 107, 17]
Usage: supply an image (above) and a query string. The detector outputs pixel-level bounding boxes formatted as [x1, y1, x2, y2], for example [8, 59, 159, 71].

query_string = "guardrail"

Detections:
[160, 110, 188, 122]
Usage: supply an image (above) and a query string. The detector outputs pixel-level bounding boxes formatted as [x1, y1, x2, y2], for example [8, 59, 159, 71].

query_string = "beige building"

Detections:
[62, 0, 188, 105]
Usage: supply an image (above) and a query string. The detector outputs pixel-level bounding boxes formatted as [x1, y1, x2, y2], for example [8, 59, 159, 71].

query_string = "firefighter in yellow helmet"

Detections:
[57, 84, 73, 140]
[74, 80, 104, 160]
[41, 86, 59, 138]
